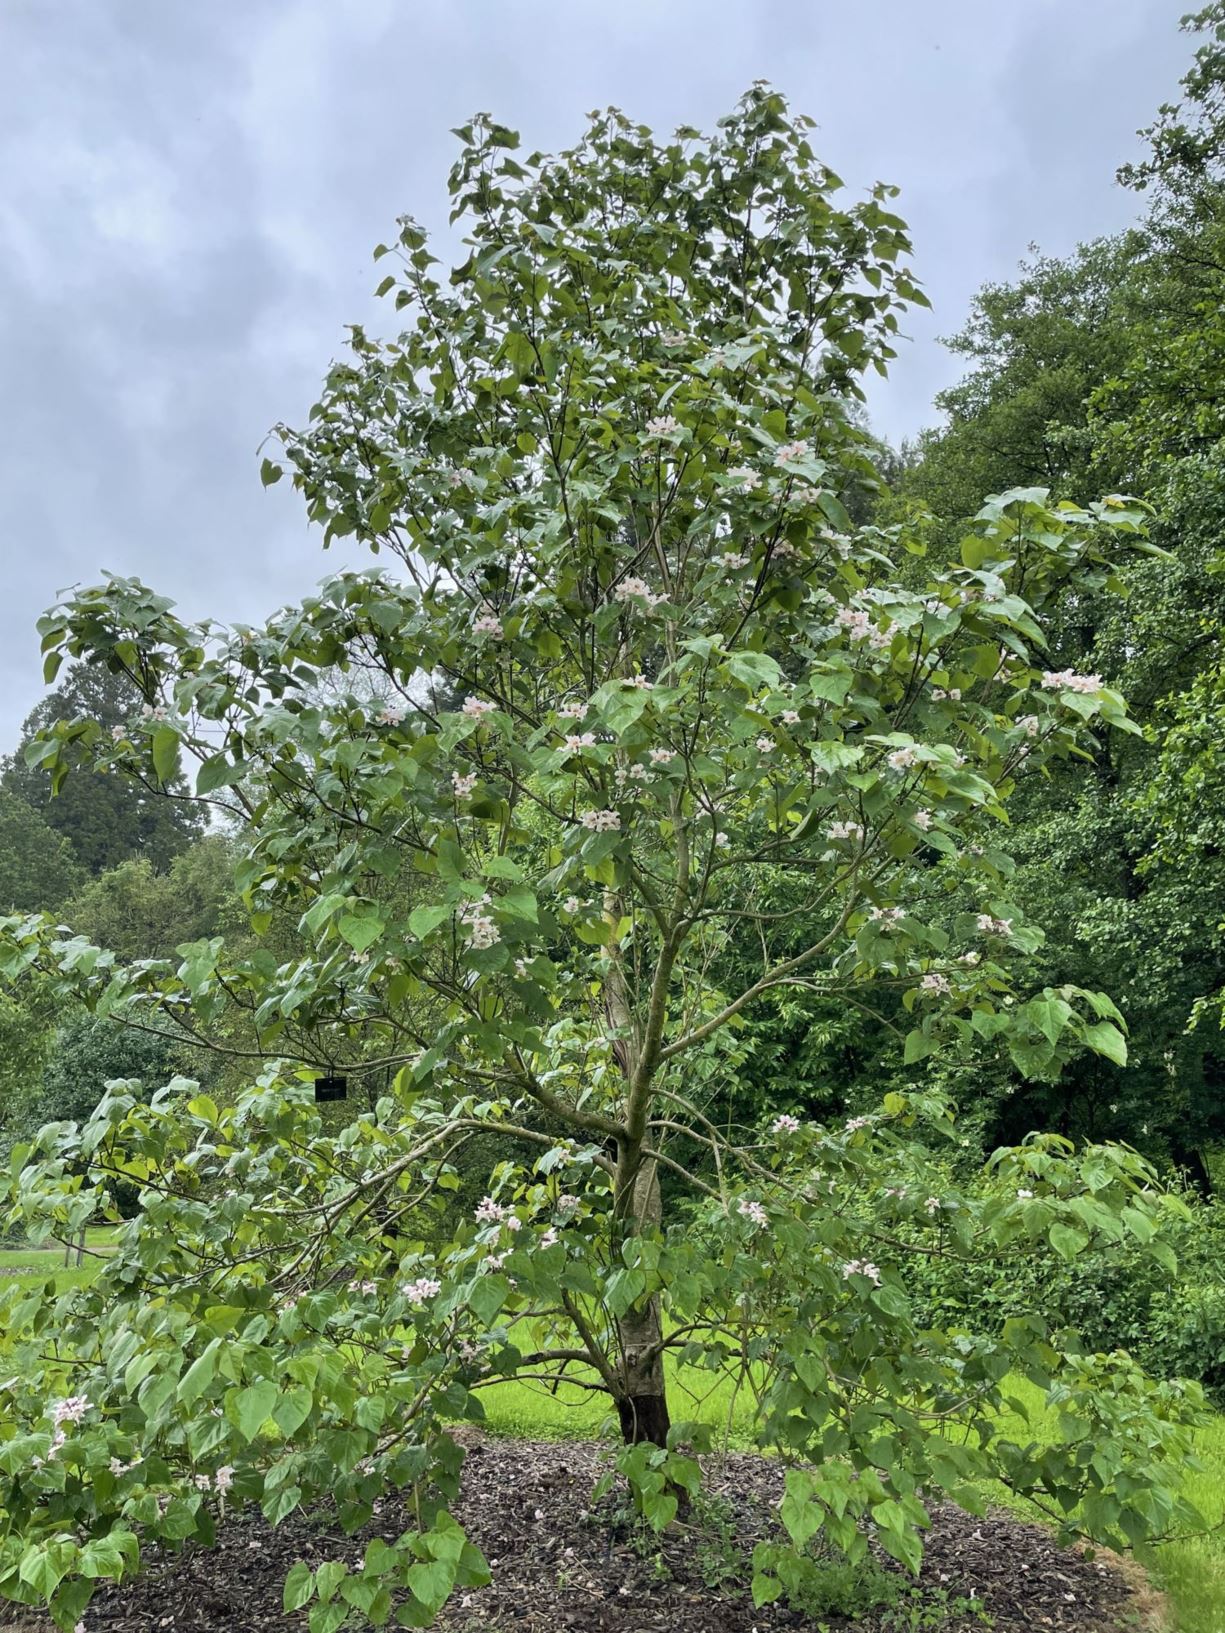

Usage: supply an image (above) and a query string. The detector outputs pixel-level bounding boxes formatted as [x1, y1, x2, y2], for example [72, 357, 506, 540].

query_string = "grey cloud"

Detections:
[0, 0, 1193, 748]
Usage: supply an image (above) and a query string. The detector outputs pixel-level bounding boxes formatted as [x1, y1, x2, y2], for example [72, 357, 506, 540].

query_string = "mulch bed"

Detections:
[9, 1434, 1155, 1633]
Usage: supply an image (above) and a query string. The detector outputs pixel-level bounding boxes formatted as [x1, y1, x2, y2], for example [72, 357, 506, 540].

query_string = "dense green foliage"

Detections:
[0, 86, 1208, 1632]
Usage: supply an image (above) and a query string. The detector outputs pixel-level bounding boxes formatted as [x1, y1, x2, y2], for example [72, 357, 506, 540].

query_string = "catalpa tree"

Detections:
[0, 89, 1203, 1631]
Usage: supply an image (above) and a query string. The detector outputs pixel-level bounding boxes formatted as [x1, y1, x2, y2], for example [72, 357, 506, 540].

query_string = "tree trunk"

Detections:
[613, 1149, 672, 1446]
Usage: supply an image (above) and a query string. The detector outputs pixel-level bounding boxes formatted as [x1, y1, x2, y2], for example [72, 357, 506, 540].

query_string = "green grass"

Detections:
[0, 1226, 116, 1292]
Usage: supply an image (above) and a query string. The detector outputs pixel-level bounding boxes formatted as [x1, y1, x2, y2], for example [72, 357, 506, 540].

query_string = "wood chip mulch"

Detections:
[7, 1432, 1161, 1632]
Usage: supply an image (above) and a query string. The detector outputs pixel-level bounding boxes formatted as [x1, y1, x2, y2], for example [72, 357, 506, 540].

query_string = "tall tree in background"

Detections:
[2, 664, 204, 875]
[895, 5, 1225, 1182]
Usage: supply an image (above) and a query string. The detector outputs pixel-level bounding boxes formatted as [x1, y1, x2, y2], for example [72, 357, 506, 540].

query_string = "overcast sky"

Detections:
[0, 0, 1193, 749]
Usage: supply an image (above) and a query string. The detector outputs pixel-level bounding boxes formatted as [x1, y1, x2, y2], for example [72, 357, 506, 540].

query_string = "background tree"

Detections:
[3, 664, 204, 875]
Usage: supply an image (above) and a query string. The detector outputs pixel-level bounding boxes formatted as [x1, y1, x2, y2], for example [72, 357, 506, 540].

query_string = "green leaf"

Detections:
[284, 1562, 315, 1612]
[338, 915, 385, 953]
[1082, 1021, 1127, 1066]
[273, 1385, 313, 1438]
[726, 651, 782, 691]
[233, 1379, 279, 1442]
[261, 457, 283, 487]
[152, 725, 181, 786]
[178, 1337, 221, 1407]
[408, 904, 453, 940]
[1049, 1223, 1088, 1262]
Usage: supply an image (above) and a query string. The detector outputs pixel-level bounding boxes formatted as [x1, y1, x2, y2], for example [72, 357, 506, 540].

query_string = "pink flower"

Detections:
[920, 972, 950, 996]
[737, 1198, 768, 1228]
[473, 615, 504, 639]
[110, 724, 126, 742]
[844, 1115, 871, 1133]
[648, 747, 675, 765]
[913, 809, 934, 831]
[557, 1194, 581, 1213]
[781, 709, 801, 724]
[401, 1276, 442, 1306]
[1041, 669, 1101, 694]
[51, 1396, 91, 1426]
[836, 606, 871, 640]
[475, 1196, 505, 1223]
[563, 732, 597, 752]
[771, 1114, 801, 1135]
[461, 697, 496, 718]
[377, 703, 405, 725]
[451, 771, 477, 798]
[887, 747, 920, 770]
[774, 440, 809, 465]
[503, 1215, 522, 1232]
[579, 809, 621, 832]
[558, 701, 587, 719]
[539, 1228, 560, 1248]
[756, 736, 776, 753]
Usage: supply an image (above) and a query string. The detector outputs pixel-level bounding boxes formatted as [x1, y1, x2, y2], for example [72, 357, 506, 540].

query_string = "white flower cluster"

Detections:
[140, 703, 169, 721]
[563, 732, 597, 753]
[580, 809, 621, 831]
[931, 687, 961, 702]
[401, 1276, 442, 1305]
[448, 467, 476, 488]
[377, 704, 405, 726]
[913, 809, 934, 831]
[774, 440, 809, 465]
[920, 972, 951, 996]
[563, 895, 582, 914]
[842, 1259, 881, 1284]
[869, 905, 905, 925]
[558, 701, 587, 719]
[887, 746, 920, 770]
[755, 736, 775, 753]
[770, 1113, 801, 1135]
[460, 895, 500, 949]
[727, 466, 761, 492]
[645, 415, 680, 436]
[1016, 714, 1041, 736]
[461, 697, 496, 718]
[194, 1466, 235, 1495]
[827, 821, 864, 841]
[648, 747, 675, 765]
[1041, 669, 1101, 694]
[472, 614, 504, 638]
[614, 763, 648, 787]
[780, 709, 801, 724]
[614, 576, 667, 610]
[737, 1197, 768, 1228]
[976, 913, 1013, 937]
[452, 771, 477, 798]
[720, 551, 750, 569]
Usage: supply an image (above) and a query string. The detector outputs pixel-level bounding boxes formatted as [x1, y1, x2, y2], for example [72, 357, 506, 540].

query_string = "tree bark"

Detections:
[613, 1149, 671, 1446]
